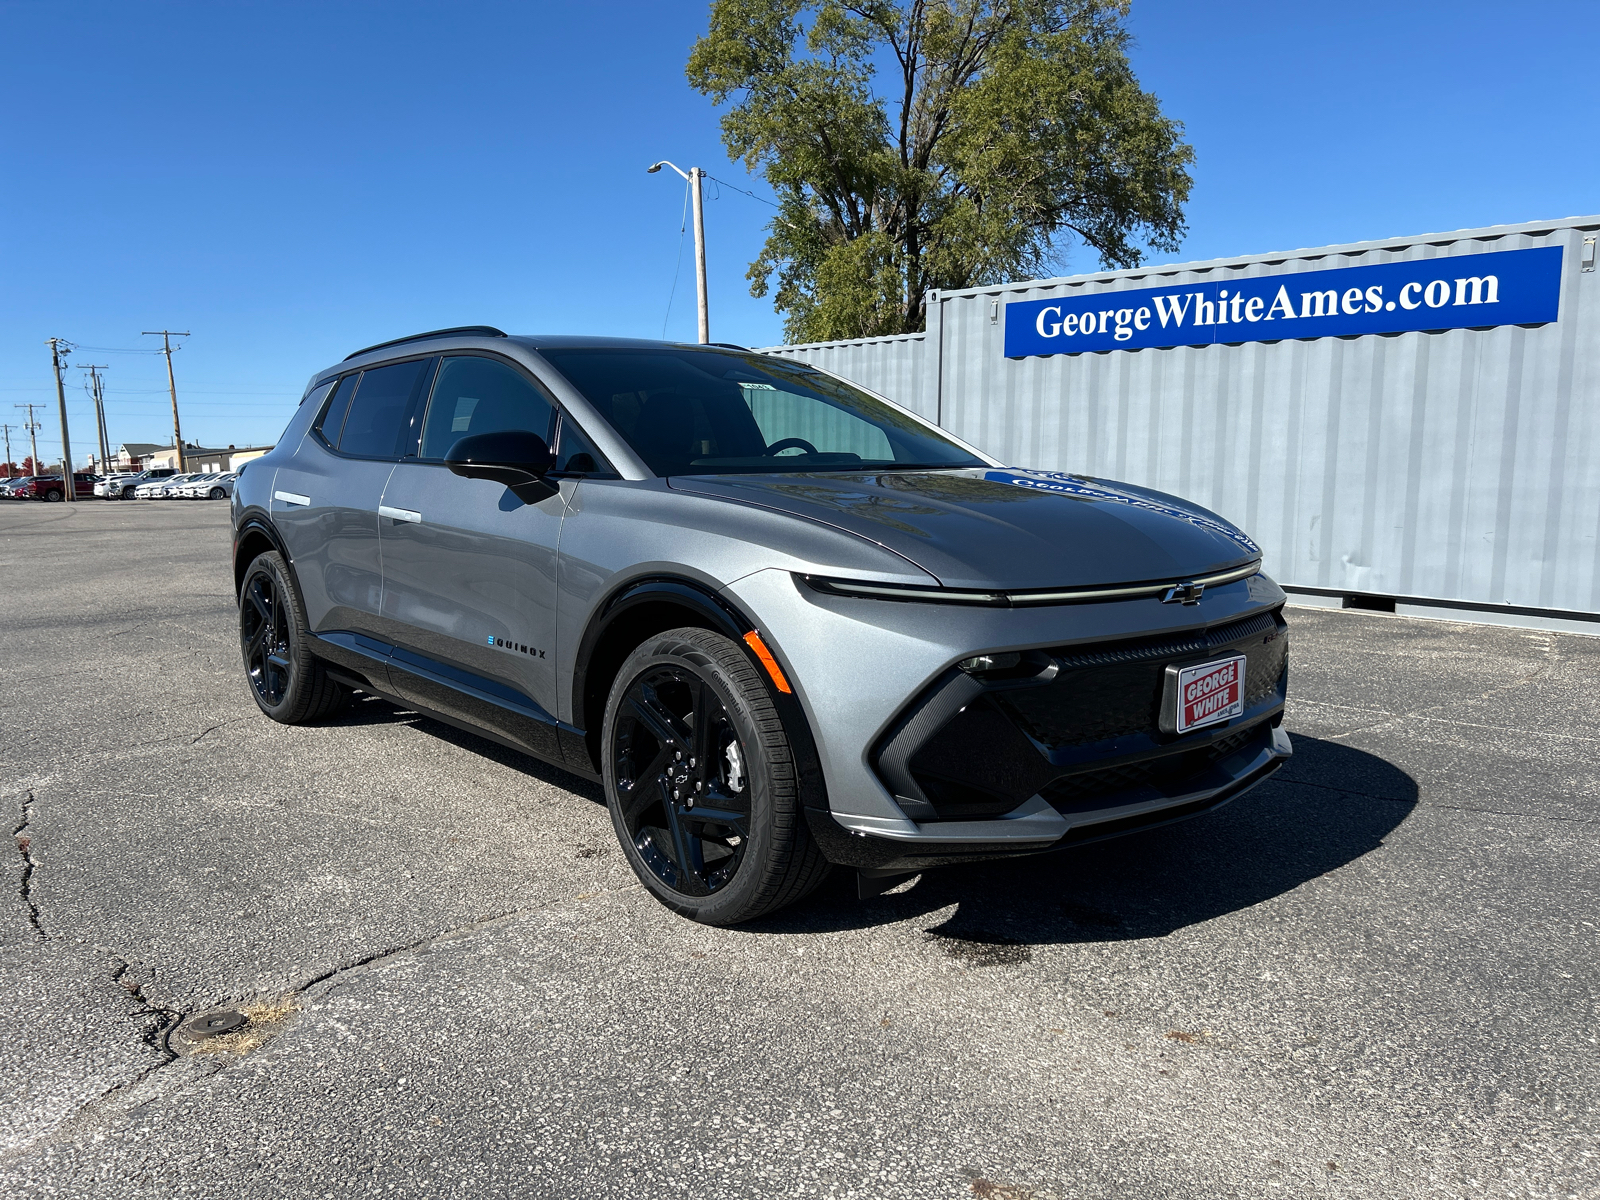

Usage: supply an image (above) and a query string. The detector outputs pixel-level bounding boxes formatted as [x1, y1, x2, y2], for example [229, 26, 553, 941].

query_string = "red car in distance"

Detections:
[18, 473, 99, 501]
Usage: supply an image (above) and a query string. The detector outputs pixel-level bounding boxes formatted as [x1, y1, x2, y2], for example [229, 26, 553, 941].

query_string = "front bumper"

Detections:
[722, 568, 1293, 868]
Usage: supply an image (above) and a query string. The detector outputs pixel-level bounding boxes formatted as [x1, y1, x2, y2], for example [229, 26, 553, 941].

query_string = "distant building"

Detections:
[133, 443, 275, 472]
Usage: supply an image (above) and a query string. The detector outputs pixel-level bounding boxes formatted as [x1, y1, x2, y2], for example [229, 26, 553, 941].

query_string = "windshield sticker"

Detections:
[983, 470, 1261, 554]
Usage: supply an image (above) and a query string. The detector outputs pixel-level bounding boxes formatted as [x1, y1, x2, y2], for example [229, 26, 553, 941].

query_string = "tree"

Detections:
[687, 0, 1194, 343]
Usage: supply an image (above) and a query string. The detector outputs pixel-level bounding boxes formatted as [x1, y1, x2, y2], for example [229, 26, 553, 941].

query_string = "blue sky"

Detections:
[2, 0, 1595, 465]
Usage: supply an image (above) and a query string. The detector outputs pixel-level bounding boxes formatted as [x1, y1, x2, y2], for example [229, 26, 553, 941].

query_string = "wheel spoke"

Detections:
[617, 747, 674, 828]
[661, 798, 707, 895]
[246, 580, 272, 622]
[678, 805, 748, 836]
[627, 691, 689, 754]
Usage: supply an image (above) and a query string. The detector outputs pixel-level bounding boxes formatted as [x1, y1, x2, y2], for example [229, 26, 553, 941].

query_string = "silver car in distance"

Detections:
[232, 327, 1291, 924]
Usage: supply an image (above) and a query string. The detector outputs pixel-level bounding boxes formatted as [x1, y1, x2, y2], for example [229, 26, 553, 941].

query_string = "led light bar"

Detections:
[801, 560, 1262, 607]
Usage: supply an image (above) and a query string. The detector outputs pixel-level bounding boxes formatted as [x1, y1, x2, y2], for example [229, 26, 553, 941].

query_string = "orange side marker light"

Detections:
[742, 630, 792, 694]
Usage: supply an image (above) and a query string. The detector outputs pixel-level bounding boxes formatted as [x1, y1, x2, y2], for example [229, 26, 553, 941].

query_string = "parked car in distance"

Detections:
[0, 476, 32, 498]
[94, 473, 139, 497]
[187, 471, 237, 500]
[107, 468, 178, 499]
[134, 473, 199, 499]
[233, 327, 1292, 926]
[173, 473, 220, 498]
[24, 473, 99, 501]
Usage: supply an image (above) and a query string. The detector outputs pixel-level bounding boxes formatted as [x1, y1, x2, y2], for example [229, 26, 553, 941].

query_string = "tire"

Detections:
[238, 550, 350, 724]
[43, 488, 62, 502]
[601, 627, 830, 925]
[209, 488, 225, 499]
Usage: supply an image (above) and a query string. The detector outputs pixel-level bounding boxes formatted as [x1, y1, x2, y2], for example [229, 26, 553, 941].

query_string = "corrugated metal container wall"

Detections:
[761, 333, 934, 419]
[762, 217, 1600, 616]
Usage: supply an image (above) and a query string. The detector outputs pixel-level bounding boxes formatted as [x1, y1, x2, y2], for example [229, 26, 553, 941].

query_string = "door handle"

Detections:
[378, 505, 422, 524]
[274, 490, 310, 507]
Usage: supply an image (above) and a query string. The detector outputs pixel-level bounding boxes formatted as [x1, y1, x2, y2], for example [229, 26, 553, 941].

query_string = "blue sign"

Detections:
[1004, 246, 1563, 357]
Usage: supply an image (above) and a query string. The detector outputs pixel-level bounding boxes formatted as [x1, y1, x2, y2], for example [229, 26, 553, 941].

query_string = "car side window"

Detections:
[551, 412, 616, 476]
[313, 376, 355, 446]
[337, 358, 437, 459]
[417, 356, 555, 461]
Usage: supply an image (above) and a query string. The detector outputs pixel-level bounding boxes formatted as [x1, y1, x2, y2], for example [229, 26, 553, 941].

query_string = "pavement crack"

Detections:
[298, 891, 615, 1001]
[13, 790, 43, 940]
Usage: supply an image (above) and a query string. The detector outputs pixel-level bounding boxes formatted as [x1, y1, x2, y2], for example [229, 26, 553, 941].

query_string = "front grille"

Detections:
[1042, 724, 1264, 815]
[892, 606, 1290, 823]
[995, 610, 1287, 752]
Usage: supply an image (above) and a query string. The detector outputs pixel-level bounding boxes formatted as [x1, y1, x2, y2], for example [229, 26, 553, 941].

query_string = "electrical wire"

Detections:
[703, 172, 782, 209]
[661, 175, 691, 339]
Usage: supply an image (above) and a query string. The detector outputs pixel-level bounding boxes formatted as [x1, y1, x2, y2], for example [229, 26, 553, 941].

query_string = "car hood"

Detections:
[668, 468, 1261, 590]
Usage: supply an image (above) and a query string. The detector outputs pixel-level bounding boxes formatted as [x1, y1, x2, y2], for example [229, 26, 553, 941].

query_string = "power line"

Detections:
[662, 174, 691, 338]
[703, 172, 782, 209]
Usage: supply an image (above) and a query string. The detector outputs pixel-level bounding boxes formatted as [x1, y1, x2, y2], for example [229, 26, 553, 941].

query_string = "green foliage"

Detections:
[687, 0, 1194, 343]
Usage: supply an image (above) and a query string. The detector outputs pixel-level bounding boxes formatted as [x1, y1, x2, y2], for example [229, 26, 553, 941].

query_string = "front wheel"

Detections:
[208, 487, 225, 499]
[238, 551, 349, 723]
[602, 627, 829, 925]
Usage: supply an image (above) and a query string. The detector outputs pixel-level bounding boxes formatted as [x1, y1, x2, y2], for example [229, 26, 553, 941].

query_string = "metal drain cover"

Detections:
[181, 1009, 246, 1039]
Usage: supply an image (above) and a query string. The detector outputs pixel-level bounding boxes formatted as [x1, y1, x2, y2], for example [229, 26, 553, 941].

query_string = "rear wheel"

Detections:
[239, 551, 349, 723]
[43, 488, 62, 502]
[602, 627, 829, 925]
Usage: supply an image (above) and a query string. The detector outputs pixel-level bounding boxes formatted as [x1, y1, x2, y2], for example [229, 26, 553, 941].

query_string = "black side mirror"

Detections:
[445, 430, 557, 503]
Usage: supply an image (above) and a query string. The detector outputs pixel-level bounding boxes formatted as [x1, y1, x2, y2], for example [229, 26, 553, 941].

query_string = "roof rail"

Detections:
[344, 326, 508, 361]
[706, 342, 751, 351]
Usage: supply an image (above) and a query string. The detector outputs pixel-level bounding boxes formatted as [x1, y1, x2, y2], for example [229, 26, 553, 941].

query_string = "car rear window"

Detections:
[335, 358, 437, 459]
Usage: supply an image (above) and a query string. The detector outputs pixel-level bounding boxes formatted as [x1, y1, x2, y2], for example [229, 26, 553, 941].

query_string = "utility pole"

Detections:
[47, 339, 76, 500]
[141, 330, 190, 471]
[81, 365, 111, 473]
[2, 423, 13, 474]
[14, 403, 43, 479]
[646, 161, 710, 343]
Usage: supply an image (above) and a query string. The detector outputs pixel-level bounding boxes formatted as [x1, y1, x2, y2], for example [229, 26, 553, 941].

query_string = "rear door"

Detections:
[375, 353, 571, 762]
[271, 358, 435, 641]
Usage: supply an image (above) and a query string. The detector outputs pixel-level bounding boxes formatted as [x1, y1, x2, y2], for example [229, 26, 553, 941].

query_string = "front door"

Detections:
[374, 353, 570, 763]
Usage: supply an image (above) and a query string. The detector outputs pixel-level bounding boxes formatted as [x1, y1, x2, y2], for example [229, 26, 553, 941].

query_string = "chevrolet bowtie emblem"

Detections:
[1162, 581, 1205, 605]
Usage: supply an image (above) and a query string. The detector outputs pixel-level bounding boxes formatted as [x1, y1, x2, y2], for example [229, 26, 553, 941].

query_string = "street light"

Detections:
[647, 160, 709, 344]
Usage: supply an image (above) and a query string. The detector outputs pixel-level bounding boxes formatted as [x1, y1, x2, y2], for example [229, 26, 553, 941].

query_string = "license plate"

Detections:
[1163, 654, 1247, 734]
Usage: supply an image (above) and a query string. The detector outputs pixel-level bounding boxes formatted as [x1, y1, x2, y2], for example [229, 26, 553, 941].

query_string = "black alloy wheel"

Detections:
[208, 487, 225, 500]
[613, 663, 752, 896]
[602, 627, 830, 925]
[238, 550, 349, 723]
[241, 568, 293, 707]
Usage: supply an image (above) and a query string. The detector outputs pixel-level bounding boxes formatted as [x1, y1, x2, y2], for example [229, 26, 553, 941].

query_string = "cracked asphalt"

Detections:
[2, 500, 1597, 1199]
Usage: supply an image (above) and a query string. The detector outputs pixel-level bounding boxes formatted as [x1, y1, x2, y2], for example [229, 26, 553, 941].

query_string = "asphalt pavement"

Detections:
[1, 500, 1595, 1199]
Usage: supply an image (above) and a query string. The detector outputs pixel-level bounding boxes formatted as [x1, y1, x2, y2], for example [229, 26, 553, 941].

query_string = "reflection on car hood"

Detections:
[669, 468, 1260, 590]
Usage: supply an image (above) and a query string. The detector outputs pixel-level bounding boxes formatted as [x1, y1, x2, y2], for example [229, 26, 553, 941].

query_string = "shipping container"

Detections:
[760, 215, 1600, 629]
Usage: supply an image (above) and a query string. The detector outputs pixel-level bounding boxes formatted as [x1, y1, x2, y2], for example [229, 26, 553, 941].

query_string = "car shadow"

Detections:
[326, 691, 605, 804]
[750, 735, 1417, 947]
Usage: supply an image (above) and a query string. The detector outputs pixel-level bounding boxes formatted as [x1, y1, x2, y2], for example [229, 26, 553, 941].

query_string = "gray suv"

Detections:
[232, 327, 1291, 924]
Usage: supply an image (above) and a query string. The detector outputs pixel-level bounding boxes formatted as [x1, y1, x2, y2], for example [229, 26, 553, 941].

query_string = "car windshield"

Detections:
[539, 346, 986, 476]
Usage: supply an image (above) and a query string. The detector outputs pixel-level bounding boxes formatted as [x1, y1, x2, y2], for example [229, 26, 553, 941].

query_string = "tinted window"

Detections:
[314, 375, 356, 446]
[419, 356, 555, 461]
[338, 359, 435, 458]
[539, 347, 985, 476]
[551, 413, 614, 476]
